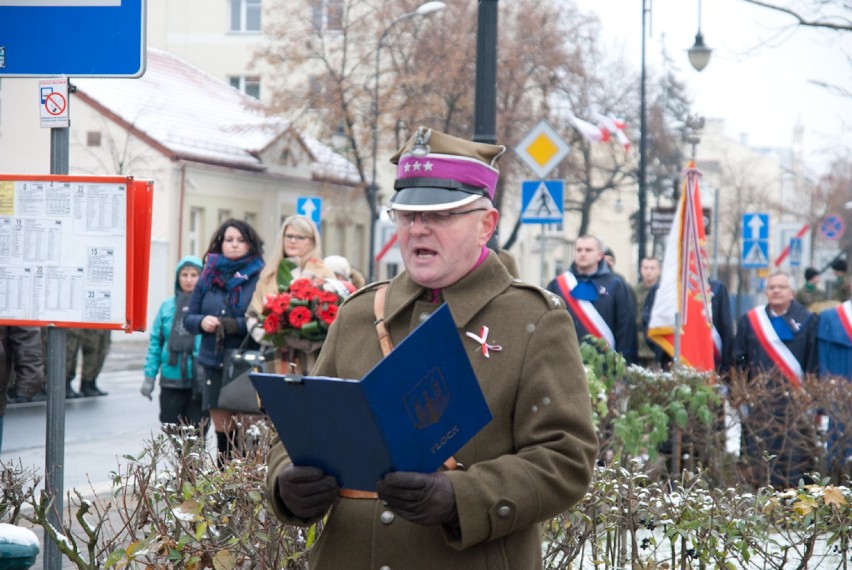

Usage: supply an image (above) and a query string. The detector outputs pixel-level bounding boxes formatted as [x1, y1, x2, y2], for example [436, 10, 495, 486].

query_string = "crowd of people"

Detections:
[545, 236, 852, 487]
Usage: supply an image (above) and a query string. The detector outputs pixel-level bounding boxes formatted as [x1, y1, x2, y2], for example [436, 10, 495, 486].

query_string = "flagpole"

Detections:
[673, 311, 682, 365]
[712, 187, 719, 280]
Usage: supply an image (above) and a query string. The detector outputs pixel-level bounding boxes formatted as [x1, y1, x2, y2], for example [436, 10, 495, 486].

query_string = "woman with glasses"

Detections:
[247, 215, 336, 374]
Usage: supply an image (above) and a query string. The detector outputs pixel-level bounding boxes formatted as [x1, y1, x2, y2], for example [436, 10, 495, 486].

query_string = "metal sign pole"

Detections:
[44, 108, 70, 570]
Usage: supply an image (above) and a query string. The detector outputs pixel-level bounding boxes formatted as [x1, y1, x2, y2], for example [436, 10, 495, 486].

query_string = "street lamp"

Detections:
[687, 0, 712, 72]
[637, 0, 650, 273]
[368, 1, 446, 282]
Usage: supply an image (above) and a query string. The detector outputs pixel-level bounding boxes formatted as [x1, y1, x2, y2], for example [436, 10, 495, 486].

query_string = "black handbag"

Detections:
[219, 333, 266, 414]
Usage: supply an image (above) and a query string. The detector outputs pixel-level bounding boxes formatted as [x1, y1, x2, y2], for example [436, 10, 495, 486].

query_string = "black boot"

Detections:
[80, 379, 108, 397]
[66, 380, 80, 399]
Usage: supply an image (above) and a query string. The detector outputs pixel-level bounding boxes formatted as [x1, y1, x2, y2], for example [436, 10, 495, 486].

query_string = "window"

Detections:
[354, 224, 365, 272]
[307, 74, 330, 109]
[230, 0, 261, 32]
[311, 0, 344, 33]
[244, 212, 257, 227]
[188, 207, 204, 256]
[335, 223, 346, 257]
[229, 76, 261, 99]
[386, 263, 400, 279]
[218, 209, 232, 224]
[86, 131, 102, 147]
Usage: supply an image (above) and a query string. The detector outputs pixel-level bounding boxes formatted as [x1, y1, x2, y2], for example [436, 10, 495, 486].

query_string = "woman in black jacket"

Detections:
[184, 218, 264, 463]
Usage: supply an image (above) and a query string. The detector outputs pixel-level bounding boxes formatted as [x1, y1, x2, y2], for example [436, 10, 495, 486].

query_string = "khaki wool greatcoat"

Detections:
[266, 253, 598, 570]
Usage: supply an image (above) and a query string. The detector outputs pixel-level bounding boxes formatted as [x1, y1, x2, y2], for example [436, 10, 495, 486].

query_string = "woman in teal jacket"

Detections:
[141, 255, 206, 431]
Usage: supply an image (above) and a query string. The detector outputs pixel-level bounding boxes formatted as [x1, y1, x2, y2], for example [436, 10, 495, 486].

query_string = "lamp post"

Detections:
[368, 1, 446, 283]
[638, 0, 711, 273]
[637, 0, 650, 273]
[474, 0, 498, 146]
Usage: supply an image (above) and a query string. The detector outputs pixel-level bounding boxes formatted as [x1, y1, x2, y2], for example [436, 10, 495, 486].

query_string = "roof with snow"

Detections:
[73, 48, 359, 184]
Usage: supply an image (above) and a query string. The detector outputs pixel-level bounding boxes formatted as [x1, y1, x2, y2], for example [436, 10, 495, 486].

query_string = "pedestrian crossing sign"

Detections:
[789, 237, 802, 267]
[521, 180, 564, 224]
[742, 240, 769, 268]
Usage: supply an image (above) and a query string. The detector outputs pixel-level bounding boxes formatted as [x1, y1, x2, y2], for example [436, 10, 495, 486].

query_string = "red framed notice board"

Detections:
[0, 174, 153, 332]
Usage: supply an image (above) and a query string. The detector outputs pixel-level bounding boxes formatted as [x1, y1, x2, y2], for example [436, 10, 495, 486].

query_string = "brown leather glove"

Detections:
[377, 471, 458, 527]
[220, 317, 240, 335]
[277, 465, 339, 520]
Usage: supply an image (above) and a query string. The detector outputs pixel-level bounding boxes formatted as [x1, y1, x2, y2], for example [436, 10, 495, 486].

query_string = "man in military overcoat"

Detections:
[265, 127, 598, 569]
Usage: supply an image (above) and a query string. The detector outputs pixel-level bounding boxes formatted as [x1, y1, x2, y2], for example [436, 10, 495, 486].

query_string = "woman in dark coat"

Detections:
[184, 218, 264, 463]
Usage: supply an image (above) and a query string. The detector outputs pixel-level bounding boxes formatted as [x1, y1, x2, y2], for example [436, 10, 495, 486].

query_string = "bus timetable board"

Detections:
[0, 174, 152, 332]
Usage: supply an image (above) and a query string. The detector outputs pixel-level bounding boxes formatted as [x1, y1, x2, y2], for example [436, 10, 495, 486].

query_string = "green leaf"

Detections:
[306, 524, 318, 549]
[276, 259, 297, 290]
[104, 548, 126, 568]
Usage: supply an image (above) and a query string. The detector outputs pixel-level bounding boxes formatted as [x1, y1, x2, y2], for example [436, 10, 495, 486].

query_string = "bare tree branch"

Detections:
[741, 0, 852, 31]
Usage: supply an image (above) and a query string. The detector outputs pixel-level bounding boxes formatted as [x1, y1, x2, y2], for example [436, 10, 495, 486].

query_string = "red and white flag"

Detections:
[647, 162, 715, 371]
[592, 111, 632, 151]
[567, 115, 606, 144]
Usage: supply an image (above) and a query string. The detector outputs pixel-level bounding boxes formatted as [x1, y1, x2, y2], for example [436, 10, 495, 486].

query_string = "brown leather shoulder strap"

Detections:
[373, 284, 393, 356]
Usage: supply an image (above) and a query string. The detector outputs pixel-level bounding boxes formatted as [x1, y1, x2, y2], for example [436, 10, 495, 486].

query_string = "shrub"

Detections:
[3, 343, 852, 568]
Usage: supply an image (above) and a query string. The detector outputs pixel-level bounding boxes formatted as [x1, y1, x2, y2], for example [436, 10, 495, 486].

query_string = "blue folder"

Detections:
[250, 303, 492, 492]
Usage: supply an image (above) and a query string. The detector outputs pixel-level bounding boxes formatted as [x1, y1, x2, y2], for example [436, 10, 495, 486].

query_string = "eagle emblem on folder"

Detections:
[405, 368, 450, 429]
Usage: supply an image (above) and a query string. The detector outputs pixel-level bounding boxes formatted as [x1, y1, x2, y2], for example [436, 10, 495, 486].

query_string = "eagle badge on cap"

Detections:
[410, 126, 432, 157]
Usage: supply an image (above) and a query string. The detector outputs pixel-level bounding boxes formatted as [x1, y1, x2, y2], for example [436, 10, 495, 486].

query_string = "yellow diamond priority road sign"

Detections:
[514, 120, 570, 179]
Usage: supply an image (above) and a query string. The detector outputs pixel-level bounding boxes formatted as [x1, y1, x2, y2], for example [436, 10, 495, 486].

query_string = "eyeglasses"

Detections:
[283, 234, 311, 242]
[387, 208, 487, 228]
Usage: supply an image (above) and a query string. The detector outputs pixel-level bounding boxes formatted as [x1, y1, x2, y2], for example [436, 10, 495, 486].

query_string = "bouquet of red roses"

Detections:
[259, 277, 349, 346]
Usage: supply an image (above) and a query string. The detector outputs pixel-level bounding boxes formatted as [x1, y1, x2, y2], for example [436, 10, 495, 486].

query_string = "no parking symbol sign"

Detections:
[820, 214, 845, 241]
[39, 78, 69, 128]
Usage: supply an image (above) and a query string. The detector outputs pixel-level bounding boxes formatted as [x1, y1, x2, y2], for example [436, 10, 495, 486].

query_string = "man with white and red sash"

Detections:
[733, 271, 819, 487]
[546, 235, 637, 363]
[816, 300, 852, 477]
